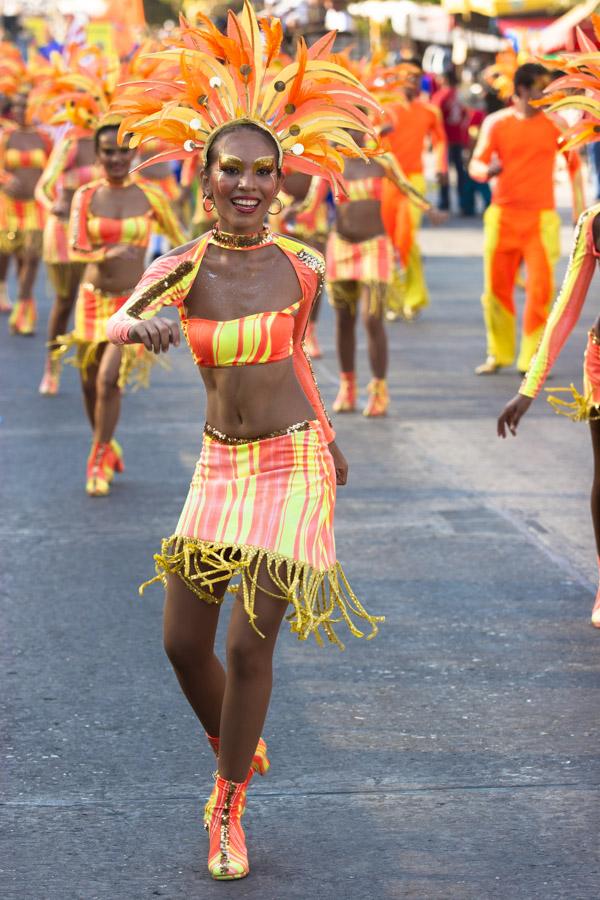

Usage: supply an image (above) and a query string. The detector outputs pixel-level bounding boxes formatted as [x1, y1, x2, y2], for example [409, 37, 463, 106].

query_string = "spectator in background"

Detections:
[461, 93, 492, 217]
[432, 69, 469, 214]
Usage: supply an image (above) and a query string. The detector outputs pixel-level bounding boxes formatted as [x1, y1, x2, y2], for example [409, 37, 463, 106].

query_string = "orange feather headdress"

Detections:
[331, 49, 419, 110]
[110, 0, 381, 196]
[530, 17, 600, 152]
[28, 43, 123, 132]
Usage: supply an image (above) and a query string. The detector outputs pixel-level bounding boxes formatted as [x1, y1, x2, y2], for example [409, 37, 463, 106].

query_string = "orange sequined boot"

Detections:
[38, 357, 63, 395]
[0, 283, 11, 313]
[207, 775, 250, 880]
[363, 378, 389, 417]
[332, 371, 357, 413]
[592, 557, 600, 628]
[110, 438, 125, 474]
[8, 299, 36, 335]
[86, 441, 121, 497]
[204, 735, 269, 827]
[305, 320, 322, 359]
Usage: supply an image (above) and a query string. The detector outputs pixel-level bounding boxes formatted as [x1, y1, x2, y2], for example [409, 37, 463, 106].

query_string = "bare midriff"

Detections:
[84, 247, 148, 295]
[335, 198, 384, 243]
[200, 357, 315, 438]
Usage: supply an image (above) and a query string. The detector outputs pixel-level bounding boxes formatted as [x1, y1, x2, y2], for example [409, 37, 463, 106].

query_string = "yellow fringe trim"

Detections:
[546, 385, 600, 422]
[52, 333, 168, 391]
[140, 535, 384, 650]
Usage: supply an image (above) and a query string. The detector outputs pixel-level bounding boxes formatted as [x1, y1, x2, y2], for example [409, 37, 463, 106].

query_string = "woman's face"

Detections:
[97, 129, 135, 183]
[202, 129, 282, 234]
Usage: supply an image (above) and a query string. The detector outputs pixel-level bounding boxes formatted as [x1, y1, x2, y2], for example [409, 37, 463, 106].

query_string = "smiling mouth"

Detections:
[231, 197, 261, 213]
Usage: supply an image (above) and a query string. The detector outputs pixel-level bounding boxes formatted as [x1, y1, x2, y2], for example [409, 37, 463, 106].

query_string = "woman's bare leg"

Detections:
[218, 566, 288, 782]
[335, 303, 356, 373]
[94, 344, 122, 444]
[17, 252, 40, 300]
[163, 573, 228, 737]
[80, 354, 102, 430]
[46, 263, 83, 348]
[361, 284, 387, 379]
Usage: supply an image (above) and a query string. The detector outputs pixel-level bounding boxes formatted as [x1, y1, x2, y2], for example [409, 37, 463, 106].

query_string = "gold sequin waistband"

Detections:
[204, 420, 313, 445]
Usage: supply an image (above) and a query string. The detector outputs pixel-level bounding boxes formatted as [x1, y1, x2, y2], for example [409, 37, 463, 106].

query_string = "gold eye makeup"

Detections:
[253, 157, 275, 174]
[218, 154, 243, 171]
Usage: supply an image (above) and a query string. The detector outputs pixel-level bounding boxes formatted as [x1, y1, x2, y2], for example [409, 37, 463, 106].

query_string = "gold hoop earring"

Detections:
[268, 196, 283, 215]
[203, 196, 215, 213]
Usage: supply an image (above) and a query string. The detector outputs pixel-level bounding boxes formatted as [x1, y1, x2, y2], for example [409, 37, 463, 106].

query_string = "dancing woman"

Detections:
[55, 120, 185, 495]
[0, 90, 50, 335]
[107, 4, 384, 880]
[497, 34, 600, 628]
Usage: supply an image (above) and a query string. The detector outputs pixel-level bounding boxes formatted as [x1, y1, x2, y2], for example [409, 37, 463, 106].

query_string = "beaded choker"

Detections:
[210, 226, 273, 250]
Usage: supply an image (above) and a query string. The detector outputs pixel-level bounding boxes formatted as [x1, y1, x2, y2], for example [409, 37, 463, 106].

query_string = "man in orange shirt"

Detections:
[469, 63, 584, 375]
[381, 60, 447, 319]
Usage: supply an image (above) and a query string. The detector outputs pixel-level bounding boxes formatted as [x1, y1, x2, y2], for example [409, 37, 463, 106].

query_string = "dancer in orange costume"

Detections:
[498, 22, 600, 628]
[54, 121, 185, 496]
[469, 63, 584, 375]
[108, 4, 384, 879]
[0, 43, 24, 315]
[380, 59, 447, 320]
[0, 83, 50, 335]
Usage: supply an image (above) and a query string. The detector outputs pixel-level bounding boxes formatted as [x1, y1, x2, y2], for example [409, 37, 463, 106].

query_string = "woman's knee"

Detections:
[163, 624, 209, 673]
[96, 365, 119, 400]
[226, 630, 272, 681]
[362, 310, 383, 333]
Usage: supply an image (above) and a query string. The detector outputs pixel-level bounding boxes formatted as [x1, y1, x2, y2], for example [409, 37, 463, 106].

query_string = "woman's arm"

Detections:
[288, 247, 336, 444]
[35, 136, 71, 211]
[520, 206, 599, 399]
[106, 245, 200, 346]
[67, 183, 107, 263]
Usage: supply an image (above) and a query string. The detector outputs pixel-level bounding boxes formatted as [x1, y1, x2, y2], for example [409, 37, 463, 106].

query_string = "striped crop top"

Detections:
[106, 231, 335, 443]
[183, 301, 300, 367]
[4, 145, 48, 170]
[86, 212, 152, 248]
[339, 177, 382, 203]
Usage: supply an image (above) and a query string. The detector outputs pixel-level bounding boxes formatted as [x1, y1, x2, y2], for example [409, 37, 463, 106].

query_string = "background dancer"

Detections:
[107, 5, 383, 880]
[55, 120, 185, 496]
[469, 62, 584, 376]
[380, 59, 447, 321]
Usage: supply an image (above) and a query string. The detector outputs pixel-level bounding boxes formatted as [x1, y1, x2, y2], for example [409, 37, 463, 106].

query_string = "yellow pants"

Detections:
[481, 204, 561, 371]
[382, 172, 428, 316]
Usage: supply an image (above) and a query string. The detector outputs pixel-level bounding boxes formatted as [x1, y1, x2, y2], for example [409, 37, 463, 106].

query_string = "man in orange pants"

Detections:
[469, 62, 584, 375]
[380, 61, 447, 320]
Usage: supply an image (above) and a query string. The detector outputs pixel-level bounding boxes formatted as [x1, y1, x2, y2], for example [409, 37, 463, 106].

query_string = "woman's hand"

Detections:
[328, 440, 348, 485]
[128, 317, 181, 354]
[2, 176, 20, 198]
[497, 393, 533, 438]
[591, 313, 600, 341]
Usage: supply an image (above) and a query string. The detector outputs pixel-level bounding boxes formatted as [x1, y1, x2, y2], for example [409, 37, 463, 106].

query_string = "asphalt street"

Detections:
[2, 203, 599, 899]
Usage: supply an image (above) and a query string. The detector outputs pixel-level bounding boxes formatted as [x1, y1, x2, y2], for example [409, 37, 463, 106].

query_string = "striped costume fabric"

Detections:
[183, 301, 300, 367]
[0, 196, 45, 254]
[54, 283, 165, 390]
[43, 214, 70, 264]
[326, 231, 394, 285]
[143, 420, 383, 648]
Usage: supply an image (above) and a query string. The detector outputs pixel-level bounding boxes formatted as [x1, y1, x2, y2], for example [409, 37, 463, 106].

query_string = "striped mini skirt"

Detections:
[54, 283, 165, 390]
[142, 420, 384, 648]
[326, 231, 394, 286]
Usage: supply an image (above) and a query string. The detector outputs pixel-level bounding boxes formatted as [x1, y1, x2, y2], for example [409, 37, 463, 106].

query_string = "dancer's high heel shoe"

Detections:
[204, 734, 269, 827]
[206, 775, 250, 880]
[363, 378, 389, 417]
[39, 357, 62, 395]
[86, 441, 122, 496]
[332, 371, 356, 413]
[8, 298, 36, 335]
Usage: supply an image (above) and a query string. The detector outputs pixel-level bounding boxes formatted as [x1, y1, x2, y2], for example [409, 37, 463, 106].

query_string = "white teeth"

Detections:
[233, 198, 259, 207]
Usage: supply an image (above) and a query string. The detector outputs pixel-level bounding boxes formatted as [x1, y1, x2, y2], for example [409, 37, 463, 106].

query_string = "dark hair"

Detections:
[514, 63, 548, 93]
[94, 123, 120, 153]
[205, 121, 281, 171]
[402, 56, 422, 71]
[443, 68, 458, 87]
